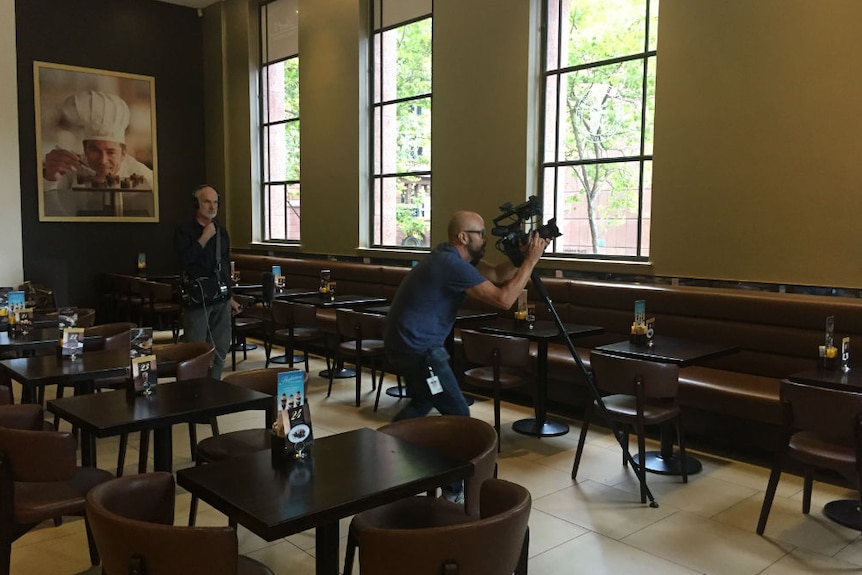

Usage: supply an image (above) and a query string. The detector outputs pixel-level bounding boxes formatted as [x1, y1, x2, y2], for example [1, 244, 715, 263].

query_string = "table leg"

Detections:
[824, 500, 862, 530]
[269, 353, 304, 365]
[634, 424, 702, 475]
[512, 341, 569, 437]
[152, 427, 174, 472]
[80, 430, 97, 467]
[316, 521, 339, 575]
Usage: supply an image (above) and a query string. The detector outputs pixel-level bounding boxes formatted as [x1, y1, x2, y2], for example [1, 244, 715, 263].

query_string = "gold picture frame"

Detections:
[34, 61, 159, 222]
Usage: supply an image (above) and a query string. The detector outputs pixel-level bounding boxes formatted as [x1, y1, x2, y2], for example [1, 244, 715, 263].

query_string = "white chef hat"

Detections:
[62, 90, 130, 144]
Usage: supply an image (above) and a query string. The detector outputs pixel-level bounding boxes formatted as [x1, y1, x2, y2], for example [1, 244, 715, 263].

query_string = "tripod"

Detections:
[531, 270, 658, 507]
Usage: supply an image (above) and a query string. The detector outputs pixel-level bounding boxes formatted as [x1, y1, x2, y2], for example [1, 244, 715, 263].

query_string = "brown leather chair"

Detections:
[138, 280, 181, 343]
[231, 293, 265, 371]
[0, 404, 113, 575]
[343, 415, 498, 575]
[572, 351, 686, 504]
[43, 307, 96, 328]
[461, 329, 533, 452]
[358, 478, 531, 575]
[266, 300, 325, 372]
[188, 366, 305, 525]
[757, 379, 862, 535]
[86, 472, 273, 575]
[329, 309, 386, 407]
[116, 342, 215, 476]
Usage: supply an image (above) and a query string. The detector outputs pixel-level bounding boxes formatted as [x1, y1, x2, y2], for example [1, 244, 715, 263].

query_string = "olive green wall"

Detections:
[208, 0, 862, 288]
[210, 0, 537, 268]
[651, 0, 862, 288]
[432, 0, 539, 266]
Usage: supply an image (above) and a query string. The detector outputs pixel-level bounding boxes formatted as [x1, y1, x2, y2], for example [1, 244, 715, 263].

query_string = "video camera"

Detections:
[491, 195, 561, 267]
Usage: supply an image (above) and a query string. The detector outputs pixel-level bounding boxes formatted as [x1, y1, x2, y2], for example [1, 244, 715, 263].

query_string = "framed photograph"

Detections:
[34, 61, 159, 222]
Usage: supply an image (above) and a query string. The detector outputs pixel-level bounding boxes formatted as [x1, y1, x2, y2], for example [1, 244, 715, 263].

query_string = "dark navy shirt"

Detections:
[384, 243, 487, 355]
[174, 217, 232, 287]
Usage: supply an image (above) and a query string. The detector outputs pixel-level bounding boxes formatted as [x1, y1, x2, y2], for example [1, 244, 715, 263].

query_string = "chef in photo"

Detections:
[42, 90, 154, 217]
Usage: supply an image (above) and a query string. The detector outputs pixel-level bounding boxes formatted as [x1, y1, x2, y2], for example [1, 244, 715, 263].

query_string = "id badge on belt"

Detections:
[426, 366, 443, 395]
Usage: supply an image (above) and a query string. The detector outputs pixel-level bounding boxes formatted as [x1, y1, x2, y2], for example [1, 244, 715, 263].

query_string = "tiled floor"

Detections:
[10, 337, 862, 575]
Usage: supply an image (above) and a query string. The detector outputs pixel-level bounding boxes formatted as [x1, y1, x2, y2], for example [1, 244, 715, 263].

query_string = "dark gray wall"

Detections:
[16, 0, 206, 309]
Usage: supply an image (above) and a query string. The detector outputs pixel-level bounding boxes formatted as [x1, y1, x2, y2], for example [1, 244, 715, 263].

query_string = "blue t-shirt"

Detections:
[384, 243, 487, 354]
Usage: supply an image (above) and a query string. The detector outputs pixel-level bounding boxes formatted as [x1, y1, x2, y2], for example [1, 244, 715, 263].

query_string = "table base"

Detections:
[634, 451, 703, 476]
[319, 368, 356, 379]
[231, 343, 258, 352]
[386, 385, 408, 398]
[824, 499, 862, 530]
[269, 354, 305, 365]
[512, 418, 569, 437]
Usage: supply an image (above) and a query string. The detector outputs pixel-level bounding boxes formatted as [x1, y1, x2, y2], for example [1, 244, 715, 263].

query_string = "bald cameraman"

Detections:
[385, 209, 549, 417]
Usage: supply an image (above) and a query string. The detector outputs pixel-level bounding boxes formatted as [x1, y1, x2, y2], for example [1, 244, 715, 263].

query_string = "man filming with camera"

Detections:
[385, 207, 550, 415]
[175, 184, 240, 379]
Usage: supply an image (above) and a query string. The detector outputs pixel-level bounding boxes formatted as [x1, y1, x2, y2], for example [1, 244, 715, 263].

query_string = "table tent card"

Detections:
[6, 291, 25, 312]
[276, 370, 313, 457]
[60, 327, 85, 359]
[130, 327, 153, 359]
[57, 307, 78, 328]
[131, 354, 157, 396]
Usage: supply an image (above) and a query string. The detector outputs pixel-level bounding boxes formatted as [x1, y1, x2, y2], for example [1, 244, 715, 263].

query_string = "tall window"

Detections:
[371, 0, 432, 248]
[542, 0, 658, 258]
[261, 0, 300, 242]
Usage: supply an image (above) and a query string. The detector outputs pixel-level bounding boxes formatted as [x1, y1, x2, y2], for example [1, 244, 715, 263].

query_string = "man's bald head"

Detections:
[448, 211, 484, 242]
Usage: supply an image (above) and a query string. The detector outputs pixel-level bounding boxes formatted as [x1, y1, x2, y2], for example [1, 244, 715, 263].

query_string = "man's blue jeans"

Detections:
[390, 346, 471, 421]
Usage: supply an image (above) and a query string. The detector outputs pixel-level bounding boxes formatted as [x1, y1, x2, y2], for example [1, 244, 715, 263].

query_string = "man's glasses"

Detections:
[464, 230, 486, 238]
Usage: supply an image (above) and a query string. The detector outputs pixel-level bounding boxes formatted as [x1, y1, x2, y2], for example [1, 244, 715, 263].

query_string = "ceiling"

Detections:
[157, 0, 217, 10]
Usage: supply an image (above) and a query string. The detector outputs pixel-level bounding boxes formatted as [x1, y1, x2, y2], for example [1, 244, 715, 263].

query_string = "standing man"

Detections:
[384, 210, 550, 421]
[175, 185, 240, 379]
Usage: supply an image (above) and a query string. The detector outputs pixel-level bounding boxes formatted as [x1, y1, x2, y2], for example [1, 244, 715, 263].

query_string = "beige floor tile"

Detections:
[10, 334, 862, 575]
[622, 510, 793, 575]
[533, 480, 678, 539]
[529, 531, 702, 575]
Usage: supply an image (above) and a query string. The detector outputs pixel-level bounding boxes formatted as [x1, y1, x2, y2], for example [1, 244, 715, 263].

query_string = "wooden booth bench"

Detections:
[233, 252, 862, 452]
[495, 279, 862, 452]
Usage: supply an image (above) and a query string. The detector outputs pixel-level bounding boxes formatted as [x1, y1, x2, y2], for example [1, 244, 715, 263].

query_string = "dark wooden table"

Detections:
[48, 377, 272, 471]
[788, 367, 862, 529]
[0, 327, 101, 357]
[0, 348, 129, 404]
[595, 335, 739, 476]
[176, 427, 473, 575]
[272, 288, 320, 301]
[788, 367, 861, 392]
[595, 335, 739, 367]
[290, 294, 388, 309]
[480, 319, 604, 437]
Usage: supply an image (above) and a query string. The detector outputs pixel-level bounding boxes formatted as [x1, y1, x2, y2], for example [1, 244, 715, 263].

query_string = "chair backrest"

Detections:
[460, 329, 531, 370]
[378, 415, 497, 517]
[223, 367, 306, 416]
[336, 309, 384, 341]
[358, 478, 531, 575]
[0, 424, 77, 482]
[45, 307, 97, 328]
[261, 272, 275, 306]
[589, 351, 679, 399]
[781, 379, 862, 442]
[271, 300, 317, 328]
[84, 322, 136, 351]
[0, 404, 49, 431]
[86, 472, 240, 575]
[153, 342, 214, 381]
